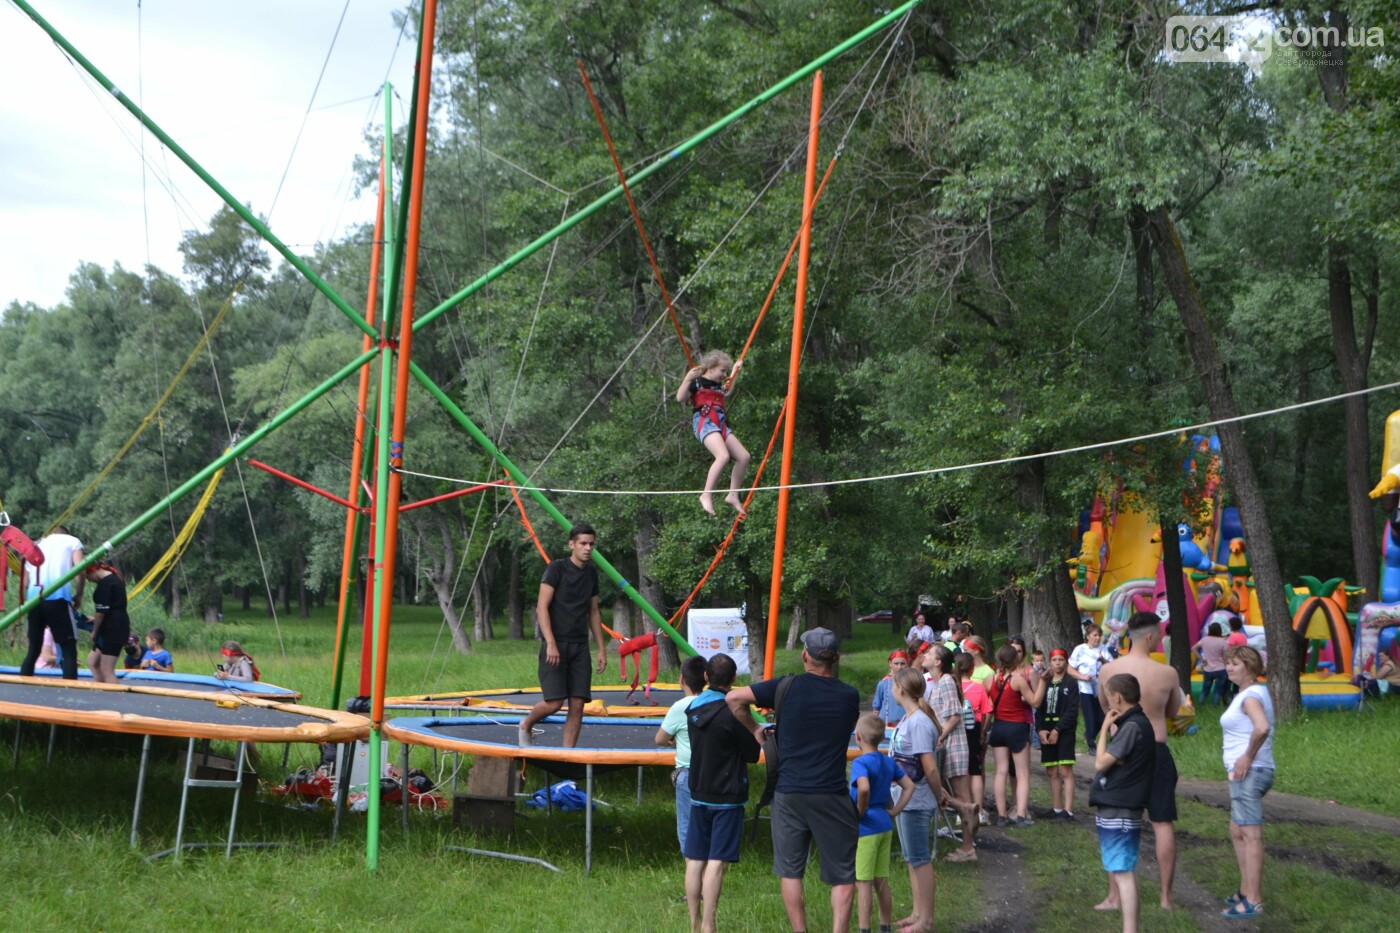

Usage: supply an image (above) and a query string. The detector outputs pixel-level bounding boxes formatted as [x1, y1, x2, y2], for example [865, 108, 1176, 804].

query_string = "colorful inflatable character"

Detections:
[1133, 558, 1218, 644]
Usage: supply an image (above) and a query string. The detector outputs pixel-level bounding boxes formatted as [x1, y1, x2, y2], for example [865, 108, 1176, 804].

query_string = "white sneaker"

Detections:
[936, 826, 959, 840]
[978, 811, 989, 826]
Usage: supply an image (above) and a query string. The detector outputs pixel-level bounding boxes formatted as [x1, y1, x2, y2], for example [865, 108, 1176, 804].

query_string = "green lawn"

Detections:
[2, 607, 1398, 931]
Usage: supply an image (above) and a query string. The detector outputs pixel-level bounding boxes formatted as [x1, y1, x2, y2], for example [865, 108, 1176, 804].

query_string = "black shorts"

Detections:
[683, 805, 744, 863]
[93, 623, 130, 658]
[965, 724, 985, 775]
[1148, 741, 1178, 823]
[538, 641, 593, 702]
[987, 719, 1028, 753]
[1040, 725, 1077, 767]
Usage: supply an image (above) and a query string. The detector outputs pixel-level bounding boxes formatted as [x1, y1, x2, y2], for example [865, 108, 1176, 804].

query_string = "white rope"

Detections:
[396, 378, 1400, 497]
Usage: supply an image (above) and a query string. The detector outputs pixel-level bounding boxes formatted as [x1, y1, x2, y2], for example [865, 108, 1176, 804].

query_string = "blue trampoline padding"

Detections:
[0, 666, 299, 698]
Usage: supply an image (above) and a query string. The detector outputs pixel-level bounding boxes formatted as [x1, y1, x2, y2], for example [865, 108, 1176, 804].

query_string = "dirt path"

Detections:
[959, 832, 1036, 933]
[1070, 757, 1400, 835]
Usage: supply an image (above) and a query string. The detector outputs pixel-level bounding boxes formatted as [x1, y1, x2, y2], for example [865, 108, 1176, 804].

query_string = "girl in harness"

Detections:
[676, 350, 750, 516]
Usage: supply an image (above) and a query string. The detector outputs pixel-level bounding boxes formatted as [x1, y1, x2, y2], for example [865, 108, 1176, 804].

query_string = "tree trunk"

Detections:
[1139, 204, 1300, 716]
[1160, 522, 1193, 690]
[238, 586, 251, 611]
[170, 579, 182, 621]
[472, 547, 497, 643]
[1016, 457, 1079, 652]
[425, 517, 472, 654]
[297, 542, 310, 618]
[507, 546, 524, 640]
[1327, 244, 1379, 600]
[635, 510, 679, 670]
[1006, 594, 1023, 642]
[745, 575, 768, 678]
[786, 602, 803, 650]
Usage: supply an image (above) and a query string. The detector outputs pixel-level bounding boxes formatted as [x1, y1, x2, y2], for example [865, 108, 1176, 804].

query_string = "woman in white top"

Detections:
[906, 612, 935, 648]
[1220, 645, 1275, 919]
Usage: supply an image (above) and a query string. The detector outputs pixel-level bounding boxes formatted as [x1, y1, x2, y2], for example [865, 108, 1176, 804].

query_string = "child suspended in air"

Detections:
[676, 350, 751, 516]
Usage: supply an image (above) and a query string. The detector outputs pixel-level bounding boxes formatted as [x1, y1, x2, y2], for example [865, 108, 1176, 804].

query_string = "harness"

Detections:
[692, 386, 729, 439]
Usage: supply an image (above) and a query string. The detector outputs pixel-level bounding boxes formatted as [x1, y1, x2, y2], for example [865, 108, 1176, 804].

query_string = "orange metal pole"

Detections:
[371, 0, 439, 726]
[764, 72, 823, 680]
[333, 155, 384, 705]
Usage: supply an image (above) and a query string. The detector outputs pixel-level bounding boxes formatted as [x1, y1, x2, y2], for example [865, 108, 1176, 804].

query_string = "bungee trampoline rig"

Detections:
[1, 0, 926, 871]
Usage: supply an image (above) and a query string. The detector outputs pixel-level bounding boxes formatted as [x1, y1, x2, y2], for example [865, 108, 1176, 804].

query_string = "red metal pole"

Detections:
[371, 0, 439, 727]
[247, 460, 364, 512]
[398, 480, 506, 513]
[764, 72, 823, 680]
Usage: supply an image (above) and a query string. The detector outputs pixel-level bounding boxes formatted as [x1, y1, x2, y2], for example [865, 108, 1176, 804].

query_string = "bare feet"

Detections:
[1160, 899, 1176, 910]
[724, 493, 746, 516]
[1093, 900, 1120, 912]
[699, 493, 715, 515]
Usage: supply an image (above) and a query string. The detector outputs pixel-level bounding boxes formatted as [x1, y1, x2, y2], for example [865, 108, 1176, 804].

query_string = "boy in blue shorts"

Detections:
[1089, 673, 1156, 933]
[684, 654, 761, 933]
[850, 713, 914, 933]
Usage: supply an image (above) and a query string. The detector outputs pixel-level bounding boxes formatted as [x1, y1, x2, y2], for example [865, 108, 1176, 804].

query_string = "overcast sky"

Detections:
[1, 0, 417, 309]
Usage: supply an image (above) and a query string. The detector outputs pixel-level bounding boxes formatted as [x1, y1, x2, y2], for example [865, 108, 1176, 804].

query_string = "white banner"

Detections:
[687, 607, 749, 675]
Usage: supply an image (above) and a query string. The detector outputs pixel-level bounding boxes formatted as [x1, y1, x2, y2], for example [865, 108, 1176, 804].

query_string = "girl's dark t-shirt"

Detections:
[93, 574, 130, 632]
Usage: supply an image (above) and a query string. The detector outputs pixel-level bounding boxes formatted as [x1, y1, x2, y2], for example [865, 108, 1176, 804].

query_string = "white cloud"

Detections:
[1, 0, 415, 308]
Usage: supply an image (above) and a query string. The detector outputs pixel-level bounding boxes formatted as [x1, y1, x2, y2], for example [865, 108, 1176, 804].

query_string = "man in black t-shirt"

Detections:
[727, 628, 861, 933]
[518, 524, 608, 748]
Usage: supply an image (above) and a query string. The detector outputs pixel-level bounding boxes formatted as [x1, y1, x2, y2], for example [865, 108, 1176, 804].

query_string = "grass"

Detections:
[2, 607, 1399, 930]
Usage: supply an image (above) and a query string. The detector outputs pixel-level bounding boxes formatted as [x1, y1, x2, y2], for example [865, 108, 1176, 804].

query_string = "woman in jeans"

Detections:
[1220, 645, 1275, 919]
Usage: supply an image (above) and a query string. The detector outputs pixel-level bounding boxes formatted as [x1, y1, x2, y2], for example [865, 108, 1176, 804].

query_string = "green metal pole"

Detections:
[409, 362, 697, 656]
[410, 0, 923, 334]
[9, 0, 375, 341]
[0, 347, 378, 633]
[365, 81, 402, 872]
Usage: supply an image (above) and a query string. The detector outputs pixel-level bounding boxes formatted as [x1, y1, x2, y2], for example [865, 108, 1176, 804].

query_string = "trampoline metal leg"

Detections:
[585, 764, 594, 878]
[175, 737, 196, 862]
[46, 723, 57, 766]
[401, 742, 410, 836]
[225, 741, 247, 860]
[130, 733, 152, 850]
[11, 720, 20, 770]
[636, 766, 643, 805]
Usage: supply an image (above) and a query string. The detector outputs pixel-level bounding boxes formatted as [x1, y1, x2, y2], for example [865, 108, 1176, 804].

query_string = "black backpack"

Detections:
[750, 674, 797, 838]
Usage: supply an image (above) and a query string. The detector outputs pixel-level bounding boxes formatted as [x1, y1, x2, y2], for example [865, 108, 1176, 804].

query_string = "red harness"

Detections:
[618, 632, 663, 704]
[692, 387, 729, 439]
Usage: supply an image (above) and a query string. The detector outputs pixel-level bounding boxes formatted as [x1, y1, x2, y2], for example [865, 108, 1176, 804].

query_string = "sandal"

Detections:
[1224, 892, 1243, 907]
[1221, 897, 1263, 919]
[944, 848, 978, 863]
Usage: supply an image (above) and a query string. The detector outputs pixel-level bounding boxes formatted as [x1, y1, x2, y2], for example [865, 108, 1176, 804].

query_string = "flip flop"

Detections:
[1221, 897, 1263, 919]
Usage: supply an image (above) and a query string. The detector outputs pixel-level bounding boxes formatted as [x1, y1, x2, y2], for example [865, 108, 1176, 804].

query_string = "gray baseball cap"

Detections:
[801, 627, 840, 661]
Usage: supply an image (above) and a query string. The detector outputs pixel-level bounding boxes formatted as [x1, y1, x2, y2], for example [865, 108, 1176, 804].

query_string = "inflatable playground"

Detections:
[1071, 429, 1400, 712]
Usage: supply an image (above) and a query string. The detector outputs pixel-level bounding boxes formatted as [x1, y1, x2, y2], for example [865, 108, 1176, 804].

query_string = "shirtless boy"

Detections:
[1095, 612, 1184, 911]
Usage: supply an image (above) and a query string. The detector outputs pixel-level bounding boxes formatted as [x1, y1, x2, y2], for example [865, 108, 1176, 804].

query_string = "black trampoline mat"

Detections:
[0, 681, 323, 729]
[469, 688, 686, 709]
[427, 718, 664, 751]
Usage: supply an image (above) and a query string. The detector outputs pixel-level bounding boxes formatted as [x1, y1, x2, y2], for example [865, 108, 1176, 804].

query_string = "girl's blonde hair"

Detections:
[893, 667, 941, 731]
[696, 349, 732, 372]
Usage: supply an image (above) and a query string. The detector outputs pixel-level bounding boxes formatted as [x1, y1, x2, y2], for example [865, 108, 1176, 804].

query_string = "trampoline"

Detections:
[384, 683, 686, 718]
[0, 665, 300, 699]
[0, 674, 368, 859]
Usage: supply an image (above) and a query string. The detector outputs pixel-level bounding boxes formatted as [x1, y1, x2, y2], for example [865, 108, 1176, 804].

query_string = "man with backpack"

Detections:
[726, 628, 861, 933]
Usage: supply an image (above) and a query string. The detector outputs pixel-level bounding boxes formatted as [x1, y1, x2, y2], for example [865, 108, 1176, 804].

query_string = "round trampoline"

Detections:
[0, 674, 360, 742]
[0, 674, 369, 860]
[0, 665, 300, 700]
[385, 683, 686, 717]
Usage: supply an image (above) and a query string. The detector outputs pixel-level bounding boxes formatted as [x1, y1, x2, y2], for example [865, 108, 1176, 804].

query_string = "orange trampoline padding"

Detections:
[0, 675, 369, 743]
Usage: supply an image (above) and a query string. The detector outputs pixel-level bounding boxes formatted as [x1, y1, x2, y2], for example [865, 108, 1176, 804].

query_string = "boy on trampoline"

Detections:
[518, 524, 608, 748]
[676, 350, 750, 516]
